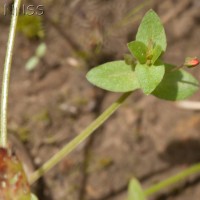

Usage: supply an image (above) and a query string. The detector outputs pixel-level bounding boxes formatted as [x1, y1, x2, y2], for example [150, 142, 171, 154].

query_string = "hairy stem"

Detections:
[1, 0, 22, 147]
[145, 163, 200, 196]
[30, 92, 132, 184]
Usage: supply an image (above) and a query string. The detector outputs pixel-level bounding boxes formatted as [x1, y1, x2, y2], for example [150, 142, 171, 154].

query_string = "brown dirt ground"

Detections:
[1, 0, 200, 199]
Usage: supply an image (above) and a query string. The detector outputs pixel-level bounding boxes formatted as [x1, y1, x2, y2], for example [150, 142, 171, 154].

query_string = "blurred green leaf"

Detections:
[152, 65, 199, 100]
[127, 41, 147, 64]
[25, 56, 40, 71]
[17, 15, 44, 39]
[128, 178, 146, 200]
[31, 194, 39, 200]
[36, 43, 47, 58]
[136, 10, 166, 52]
[86, 61, 140, 92]
[135, 62, 165, 94]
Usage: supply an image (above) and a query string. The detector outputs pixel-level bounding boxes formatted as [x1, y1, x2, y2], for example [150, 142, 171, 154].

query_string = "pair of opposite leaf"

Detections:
[86, 10, 199, 101]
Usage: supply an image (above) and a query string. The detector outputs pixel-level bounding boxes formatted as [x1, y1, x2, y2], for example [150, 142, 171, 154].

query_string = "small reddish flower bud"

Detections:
[184, 57, 200, 68]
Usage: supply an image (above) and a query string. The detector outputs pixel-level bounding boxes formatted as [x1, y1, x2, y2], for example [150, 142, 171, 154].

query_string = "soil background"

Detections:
[1, 0, 200, 200]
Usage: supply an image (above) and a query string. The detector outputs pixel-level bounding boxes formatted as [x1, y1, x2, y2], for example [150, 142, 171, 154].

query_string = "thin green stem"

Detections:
[1, 0, 22, 148]
[145, 163, 200, 197]
[29, 92, 132, 184]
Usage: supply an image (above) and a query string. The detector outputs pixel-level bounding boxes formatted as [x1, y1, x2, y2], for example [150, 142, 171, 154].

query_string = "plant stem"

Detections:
[145, 163, 200, 197]
[29, 92, 132, 184]
[0, 0, 22, 148]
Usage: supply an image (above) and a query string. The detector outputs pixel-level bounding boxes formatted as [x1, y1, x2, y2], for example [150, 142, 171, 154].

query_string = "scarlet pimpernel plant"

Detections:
[87, 10, 199, 100]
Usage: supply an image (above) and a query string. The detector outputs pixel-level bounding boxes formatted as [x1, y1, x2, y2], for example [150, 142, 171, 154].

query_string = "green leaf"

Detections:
[36, 42, 47, 58]
[152, 65, 199, 100]
[127, 41, 147, 64]
[124, 54, 135, 66]
[136, 10, 166, 52]
[135, 62, 165, 94]
[31, 194, 39, 200]
[128, 178, 146, 200]
[25, 56, 40, 71]
[151, 45, 162, 64]
[86, 61, 140, 92]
